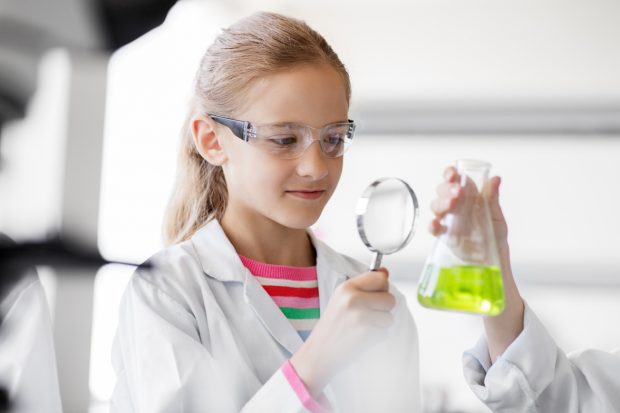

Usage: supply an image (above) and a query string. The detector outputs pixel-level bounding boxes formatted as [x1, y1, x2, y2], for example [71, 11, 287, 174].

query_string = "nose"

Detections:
[295, 140, 329, 180]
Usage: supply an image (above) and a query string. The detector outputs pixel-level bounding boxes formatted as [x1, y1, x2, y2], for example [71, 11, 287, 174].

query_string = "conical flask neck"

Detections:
[456, 159, 490, 192]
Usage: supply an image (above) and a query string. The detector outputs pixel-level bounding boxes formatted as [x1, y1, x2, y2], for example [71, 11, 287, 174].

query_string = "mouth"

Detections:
[285, 189, 326, 200]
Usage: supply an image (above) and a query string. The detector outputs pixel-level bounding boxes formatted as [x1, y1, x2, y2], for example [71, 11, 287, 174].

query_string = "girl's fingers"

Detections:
[443, 166, 459, 183]
[436, 182, 461, 198]
[360, 291, 396, 312]
[430, 195, 457, 216]
[350, 269, 389, 292]
[428, 218, 447, 236]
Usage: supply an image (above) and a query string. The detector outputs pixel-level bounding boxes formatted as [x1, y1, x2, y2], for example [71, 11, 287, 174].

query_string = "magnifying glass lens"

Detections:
[356, 178, 419, 270]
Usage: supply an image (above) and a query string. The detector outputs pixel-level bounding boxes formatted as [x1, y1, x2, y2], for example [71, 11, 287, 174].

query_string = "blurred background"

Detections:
[1, 0, 620, 412]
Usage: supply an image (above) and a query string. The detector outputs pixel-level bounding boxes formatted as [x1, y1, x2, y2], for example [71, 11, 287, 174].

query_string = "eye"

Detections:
[267, 135, 298, 146]
[324, 134, 345, 145]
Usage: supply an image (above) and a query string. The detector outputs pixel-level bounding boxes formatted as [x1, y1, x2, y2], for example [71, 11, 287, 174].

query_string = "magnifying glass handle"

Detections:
[369, 252, 383, 271]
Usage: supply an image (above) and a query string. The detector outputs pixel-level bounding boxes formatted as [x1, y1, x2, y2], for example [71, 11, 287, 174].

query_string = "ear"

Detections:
[191, 115, 228, 166]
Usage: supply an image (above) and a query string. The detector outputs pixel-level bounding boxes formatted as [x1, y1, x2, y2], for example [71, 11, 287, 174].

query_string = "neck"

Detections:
[220, 207, 315, 267]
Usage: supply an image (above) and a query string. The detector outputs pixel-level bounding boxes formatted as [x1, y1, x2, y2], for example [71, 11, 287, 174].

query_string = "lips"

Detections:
[286, 189, 326, 200]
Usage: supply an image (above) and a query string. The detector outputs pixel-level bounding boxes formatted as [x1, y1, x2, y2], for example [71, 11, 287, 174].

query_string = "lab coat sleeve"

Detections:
[369, 286, 421, 411]
[462, 302, 620, 412]
[112, 272, 329, 413]
[241, 360, 330, 413]
[336, 285, 420, 412]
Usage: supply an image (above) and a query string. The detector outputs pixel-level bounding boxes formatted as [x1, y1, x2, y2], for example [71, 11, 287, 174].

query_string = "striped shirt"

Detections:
[239, 255, 319, 341]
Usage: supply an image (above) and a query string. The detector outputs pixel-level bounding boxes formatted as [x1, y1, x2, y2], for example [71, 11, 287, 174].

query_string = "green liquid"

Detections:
[418, 265, 505, 315]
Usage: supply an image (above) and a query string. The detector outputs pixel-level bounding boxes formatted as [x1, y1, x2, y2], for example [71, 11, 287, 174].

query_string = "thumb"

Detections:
[483, 176, 504, 221]
[482, 175, 500, 200]
[350, 268, 389, 292]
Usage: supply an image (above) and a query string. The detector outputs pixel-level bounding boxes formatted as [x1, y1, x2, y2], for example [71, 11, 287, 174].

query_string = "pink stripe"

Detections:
[272, 296, 320, 309]
[281, 360, 331, 413]
[240, 255, 317, 280]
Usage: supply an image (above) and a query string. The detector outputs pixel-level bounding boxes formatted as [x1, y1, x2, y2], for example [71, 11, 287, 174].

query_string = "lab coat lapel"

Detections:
[309, 230, 357, 315]
[191, 220, 304, 355]
[242, 276, 305, 355]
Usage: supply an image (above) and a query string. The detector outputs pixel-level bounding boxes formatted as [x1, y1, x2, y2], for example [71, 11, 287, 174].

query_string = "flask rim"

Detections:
[456, 159, 491, 171]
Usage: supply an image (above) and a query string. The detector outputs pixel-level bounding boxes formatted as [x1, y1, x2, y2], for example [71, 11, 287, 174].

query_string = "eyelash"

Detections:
[269, 136, 297, 146]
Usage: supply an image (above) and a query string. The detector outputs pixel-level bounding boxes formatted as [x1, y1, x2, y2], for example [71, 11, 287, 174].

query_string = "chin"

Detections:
[275, 211, 321, 230]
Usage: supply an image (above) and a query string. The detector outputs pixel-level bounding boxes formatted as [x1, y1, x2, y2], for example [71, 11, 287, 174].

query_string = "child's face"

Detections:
[221, 63, 349, 229]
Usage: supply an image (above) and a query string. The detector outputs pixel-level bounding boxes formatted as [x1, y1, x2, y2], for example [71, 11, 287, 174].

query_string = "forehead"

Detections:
[236, 64, 349, 127]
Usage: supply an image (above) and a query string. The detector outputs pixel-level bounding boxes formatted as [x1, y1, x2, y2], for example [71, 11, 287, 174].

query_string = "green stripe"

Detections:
[280, 307, 320, 319]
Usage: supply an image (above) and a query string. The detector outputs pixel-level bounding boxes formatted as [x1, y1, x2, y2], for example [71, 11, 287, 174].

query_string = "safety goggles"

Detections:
[209, 114, 355, 159]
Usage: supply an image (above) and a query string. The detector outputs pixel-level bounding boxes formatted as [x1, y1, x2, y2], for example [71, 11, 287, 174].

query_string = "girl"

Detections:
[430, 166, 620, 412]
[111, 12, 420, 413]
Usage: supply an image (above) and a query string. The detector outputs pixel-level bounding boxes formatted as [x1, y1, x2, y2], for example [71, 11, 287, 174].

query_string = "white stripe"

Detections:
[290, 318, 319, 331]
[254, 276, 318, 288]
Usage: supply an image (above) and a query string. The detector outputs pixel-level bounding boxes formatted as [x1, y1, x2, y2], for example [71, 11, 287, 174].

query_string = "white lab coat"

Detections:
[111, 219, 420, 412]
[0, 273, 62, 413]
[463, 302, 620, 412]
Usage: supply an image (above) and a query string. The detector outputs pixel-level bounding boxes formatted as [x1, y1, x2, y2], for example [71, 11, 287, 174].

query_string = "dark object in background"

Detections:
[0, 387, 9, 412]
[0, 0, 178, 129]
[0, 233, 151, 302]
[95, 0, 178, 51]
[0, 234, 24, 307]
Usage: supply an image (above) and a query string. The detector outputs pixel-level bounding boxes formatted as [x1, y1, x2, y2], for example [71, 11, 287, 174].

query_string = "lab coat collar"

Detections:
[190, 219, 359, 355]
[190, 219, 247, 283]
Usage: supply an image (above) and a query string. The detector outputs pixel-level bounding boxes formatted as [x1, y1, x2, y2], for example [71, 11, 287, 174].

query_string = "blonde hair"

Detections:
[162, 11, 352, 246]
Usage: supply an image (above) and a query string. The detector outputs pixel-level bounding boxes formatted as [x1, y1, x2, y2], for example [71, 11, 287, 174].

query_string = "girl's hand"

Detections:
[290, 268, 395, 397]
[429, 166, 525, 364]
[429, 166, 508, 256]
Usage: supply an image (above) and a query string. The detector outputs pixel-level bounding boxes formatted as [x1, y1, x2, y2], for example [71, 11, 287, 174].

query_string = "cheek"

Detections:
[228, 151, 290, 196]
[328, 159, 343, 189]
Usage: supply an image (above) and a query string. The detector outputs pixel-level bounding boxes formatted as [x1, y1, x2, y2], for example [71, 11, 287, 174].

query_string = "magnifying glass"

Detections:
[356, 177, 419, 270]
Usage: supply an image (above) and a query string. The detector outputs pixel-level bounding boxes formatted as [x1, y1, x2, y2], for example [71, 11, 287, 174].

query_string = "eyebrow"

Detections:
[266, 119, 349, 128]
[269, 122, 298, 127]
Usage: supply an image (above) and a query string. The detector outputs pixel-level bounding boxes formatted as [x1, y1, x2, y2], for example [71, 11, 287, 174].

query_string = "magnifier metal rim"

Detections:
[356, 177, 419, 255]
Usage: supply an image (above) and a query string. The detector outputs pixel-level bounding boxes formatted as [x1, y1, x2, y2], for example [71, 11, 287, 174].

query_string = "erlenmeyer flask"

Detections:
[418, 160, 505, 315]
